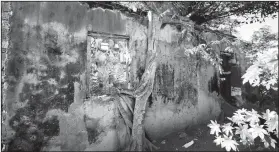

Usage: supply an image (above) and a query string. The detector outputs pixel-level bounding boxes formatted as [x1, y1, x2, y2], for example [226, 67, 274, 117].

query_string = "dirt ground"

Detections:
[151, 101, 278, 151]
[152, 124, 277, 151]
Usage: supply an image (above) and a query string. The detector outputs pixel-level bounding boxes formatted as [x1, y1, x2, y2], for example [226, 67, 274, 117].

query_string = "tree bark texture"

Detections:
[115, 53, 158, 151]
[129, 11, 158, 151]
[114, 11, 159, 151]
[129, 55, 157, 151]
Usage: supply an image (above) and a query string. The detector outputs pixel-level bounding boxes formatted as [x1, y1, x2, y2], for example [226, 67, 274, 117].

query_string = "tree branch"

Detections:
[161, 16, 237, 39]
[192, 2, 215, 17]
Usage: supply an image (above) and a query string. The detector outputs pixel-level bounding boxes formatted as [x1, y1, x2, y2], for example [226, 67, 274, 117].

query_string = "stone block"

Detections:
[2, 25, 10, 34]
[1, 2, 11, 12]
[2, 12, 9, 20]
[2, 40, 9, 49]
[1, 12, 12, 20]
[1, 31, 9, 41]
[2, 48, 7, 54]
[2, 20, 10, 29]
[2, 56, 7, 69]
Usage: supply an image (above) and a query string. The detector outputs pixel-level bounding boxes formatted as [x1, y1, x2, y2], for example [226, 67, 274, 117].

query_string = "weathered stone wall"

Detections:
[1, 1, 13, 146]
[1, 2, 127, 151]
[2, 2, 89, 151]
[2, 2, 225, 151]
[144, 25, 223, 138]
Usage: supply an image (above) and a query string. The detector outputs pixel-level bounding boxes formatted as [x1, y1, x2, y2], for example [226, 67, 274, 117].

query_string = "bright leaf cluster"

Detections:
[208, 108, 278, 151]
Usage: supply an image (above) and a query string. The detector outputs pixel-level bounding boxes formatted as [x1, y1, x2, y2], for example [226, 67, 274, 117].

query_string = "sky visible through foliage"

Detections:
[233, 15, 278, 41]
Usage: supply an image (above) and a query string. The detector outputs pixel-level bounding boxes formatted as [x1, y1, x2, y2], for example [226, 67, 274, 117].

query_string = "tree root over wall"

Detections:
[115, 55, 159, 151]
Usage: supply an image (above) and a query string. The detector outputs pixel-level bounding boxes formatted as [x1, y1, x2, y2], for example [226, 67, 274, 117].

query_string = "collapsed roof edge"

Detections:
[79, 1, 237, 40]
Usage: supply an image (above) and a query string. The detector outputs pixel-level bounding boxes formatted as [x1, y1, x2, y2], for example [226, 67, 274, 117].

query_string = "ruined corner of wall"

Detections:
[1, 1, 14, 145]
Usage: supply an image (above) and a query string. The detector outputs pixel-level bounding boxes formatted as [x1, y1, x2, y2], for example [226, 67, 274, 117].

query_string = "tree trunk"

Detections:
[128, 11, 158, 151]
[129, 57, 157, 151]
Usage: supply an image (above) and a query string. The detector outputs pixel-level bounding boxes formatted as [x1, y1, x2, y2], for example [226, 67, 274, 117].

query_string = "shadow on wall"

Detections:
[5, 21, 87, 151]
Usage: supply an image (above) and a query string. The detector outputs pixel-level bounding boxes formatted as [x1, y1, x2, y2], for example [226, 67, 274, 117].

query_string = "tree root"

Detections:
[116, 48, 158, 151]
[125, 133, 159, 151]
[144, 135, 159, 151]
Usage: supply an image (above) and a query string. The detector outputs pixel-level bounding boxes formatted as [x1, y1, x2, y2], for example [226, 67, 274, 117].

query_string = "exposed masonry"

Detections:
[81, 2, 149, 27]
[82, 2, 148, 17]
[1, 1, 12, 124]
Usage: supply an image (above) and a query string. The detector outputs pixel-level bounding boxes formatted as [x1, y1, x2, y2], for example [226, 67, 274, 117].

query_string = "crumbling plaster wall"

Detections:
[1, 2, 127, 151]
[124, 16, 223, 138]
[2, 1, 224, 151]
[144, 24, 223, 138]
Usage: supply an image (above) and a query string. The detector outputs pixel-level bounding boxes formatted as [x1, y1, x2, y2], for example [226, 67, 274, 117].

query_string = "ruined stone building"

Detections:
[1, 1, 249, 151]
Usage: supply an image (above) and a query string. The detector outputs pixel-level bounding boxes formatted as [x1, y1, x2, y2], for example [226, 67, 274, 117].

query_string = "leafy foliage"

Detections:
[208, 108, 278, 151]
[221, 135, 239, 152]
[263, 110, 279, 133]
[241, 26, 278, 91]
[184, 43, 224, 74]
[222, 123, 234, 136]
[208, 120, 222, 136]
[118, 2, 279, 25]
[183, 36, 240, 76]
[118, 2, 146, 12]
[207, 17, 241, 35]
[171, 2, 278, 24]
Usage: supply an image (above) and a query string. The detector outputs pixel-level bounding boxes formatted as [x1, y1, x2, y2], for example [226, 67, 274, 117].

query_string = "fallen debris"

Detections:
[182, 139, 197, 149]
